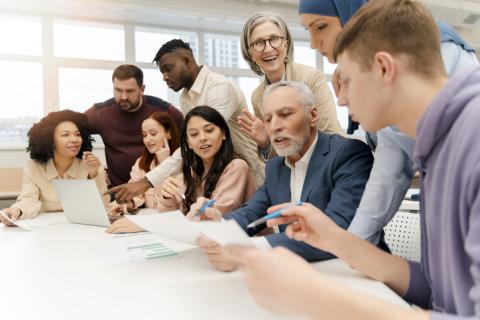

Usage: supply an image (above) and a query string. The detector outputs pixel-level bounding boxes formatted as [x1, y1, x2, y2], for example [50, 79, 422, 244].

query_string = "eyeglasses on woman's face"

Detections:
[250, 35, 284, 52]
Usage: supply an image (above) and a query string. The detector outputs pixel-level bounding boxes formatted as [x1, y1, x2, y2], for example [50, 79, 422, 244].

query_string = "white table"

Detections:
[0, 214, 409, 320]
[399, 199, 420, 212]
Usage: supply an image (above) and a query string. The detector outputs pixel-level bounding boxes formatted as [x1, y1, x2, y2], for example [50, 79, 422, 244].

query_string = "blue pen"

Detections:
[196, 198, 216, 216]
[247, 201, 303, 228]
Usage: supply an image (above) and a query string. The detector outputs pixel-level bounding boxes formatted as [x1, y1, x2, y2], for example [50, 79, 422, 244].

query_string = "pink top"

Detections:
[129, 158, 163, 209]
[156, 159, 256, 215]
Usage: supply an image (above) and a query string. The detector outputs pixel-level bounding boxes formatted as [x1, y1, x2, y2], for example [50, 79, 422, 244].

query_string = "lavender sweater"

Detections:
[403, 67, 480, 319]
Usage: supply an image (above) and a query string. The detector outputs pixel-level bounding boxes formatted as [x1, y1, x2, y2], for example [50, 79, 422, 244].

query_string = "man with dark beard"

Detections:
[85, 64, 183, 186]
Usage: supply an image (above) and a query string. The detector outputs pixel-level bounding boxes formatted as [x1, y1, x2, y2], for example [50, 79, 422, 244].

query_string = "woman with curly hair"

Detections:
[107, 106, 256, 233]
[0, 110, 109, 226]
[108, 111, 180, 218]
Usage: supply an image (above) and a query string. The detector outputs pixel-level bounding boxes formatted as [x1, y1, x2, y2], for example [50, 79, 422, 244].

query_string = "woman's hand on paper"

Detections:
[106, 217, 144, 234]
[196, 235, 239, 272]
[0, 207, 21, 227]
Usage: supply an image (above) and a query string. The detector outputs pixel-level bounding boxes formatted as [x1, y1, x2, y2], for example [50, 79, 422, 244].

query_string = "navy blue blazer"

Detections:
[225, 132, 374, 261]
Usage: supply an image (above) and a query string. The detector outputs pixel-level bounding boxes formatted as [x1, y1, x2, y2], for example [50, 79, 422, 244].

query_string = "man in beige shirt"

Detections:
[110, 39, 265, 203]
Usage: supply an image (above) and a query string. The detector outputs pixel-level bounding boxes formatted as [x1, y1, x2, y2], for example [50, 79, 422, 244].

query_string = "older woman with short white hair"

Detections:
[237, 11, 344, 159]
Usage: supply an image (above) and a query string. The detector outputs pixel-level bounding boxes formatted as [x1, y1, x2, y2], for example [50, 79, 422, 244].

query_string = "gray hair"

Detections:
[263, 81, 316, 108]
[241, 11, 294, 76]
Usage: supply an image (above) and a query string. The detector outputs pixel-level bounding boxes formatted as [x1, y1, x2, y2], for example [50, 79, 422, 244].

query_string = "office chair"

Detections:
[383, 211, 421, 262]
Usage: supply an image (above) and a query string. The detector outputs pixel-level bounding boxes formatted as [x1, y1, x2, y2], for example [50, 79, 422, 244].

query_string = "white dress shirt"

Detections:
[253, 132, 319, 249]
[285, 133, 318, 203]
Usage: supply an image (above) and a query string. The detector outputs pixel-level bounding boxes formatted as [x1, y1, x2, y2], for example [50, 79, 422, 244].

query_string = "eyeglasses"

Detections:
[250, 35, 284, 52]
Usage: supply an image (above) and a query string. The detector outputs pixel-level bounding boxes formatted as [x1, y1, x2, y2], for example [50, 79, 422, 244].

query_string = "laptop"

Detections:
[52, 179, 111, 227]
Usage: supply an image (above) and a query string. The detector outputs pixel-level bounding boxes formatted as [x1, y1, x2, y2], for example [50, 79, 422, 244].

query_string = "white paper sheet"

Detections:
[96, 233, 179, 263]
[127, 211, 202, 245]
[192, 220, 252, 246]
[0, 211, 66, 231]
[127, 210, 253, 247]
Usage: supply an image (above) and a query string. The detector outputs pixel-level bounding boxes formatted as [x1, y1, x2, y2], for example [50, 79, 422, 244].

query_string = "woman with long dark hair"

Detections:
[171, 105, 255, 215]
[107, 106, 256, 233]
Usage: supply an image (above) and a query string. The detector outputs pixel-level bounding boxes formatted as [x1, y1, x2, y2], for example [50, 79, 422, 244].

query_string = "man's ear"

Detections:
[183, 54, 194, 68]
[373, 51, 396, 85]
[309, 106, 319, 128]
[140, 84, 146, 94]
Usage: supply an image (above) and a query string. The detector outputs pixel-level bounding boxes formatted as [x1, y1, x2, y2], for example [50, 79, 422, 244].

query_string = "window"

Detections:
[0, 11, 325, 146]
[0, 15, 42, 56]
[142, 68, 181, 108]
[294, 42, 317, 68]
[0, 61, 43, 143]
[135, 27, 198, 63]
[58, 67, 113, 112]
[54, 20, 125, 61]
[204, 33, 248, 69]
[229, 76, 261, 113]
[323, 57, 337, 75]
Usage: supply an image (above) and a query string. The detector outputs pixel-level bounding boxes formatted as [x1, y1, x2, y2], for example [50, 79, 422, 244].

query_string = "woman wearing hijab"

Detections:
[299, 0, 478, 245]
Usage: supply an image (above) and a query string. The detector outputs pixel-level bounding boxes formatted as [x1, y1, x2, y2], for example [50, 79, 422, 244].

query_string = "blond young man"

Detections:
[225, 1, 480, 319]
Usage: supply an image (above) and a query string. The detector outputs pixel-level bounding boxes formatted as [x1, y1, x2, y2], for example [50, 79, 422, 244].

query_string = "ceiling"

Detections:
[0, 0, 479, 47]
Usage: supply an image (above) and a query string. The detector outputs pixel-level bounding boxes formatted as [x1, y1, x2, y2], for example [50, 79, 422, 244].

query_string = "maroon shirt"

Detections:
[85, 95, 183, 186]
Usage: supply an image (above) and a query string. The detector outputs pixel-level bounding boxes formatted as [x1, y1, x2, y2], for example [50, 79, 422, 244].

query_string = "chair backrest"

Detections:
[383, 211, 421, 262]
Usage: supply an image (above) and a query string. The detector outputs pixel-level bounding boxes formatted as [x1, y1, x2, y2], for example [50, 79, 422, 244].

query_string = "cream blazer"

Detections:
[11, 158, 109, 219]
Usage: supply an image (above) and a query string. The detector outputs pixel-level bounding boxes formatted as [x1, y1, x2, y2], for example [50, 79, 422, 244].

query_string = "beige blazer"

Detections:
[11, 158, 109, 219]
[251, 62, 344, 159]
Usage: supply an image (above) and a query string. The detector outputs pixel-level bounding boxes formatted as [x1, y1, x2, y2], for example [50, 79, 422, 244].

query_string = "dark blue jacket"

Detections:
[225, 132, 373, 261]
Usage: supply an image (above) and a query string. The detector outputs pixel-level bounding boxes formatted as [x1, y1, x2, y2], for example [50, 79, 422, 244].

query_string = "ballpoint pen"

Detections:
[247, 201, 303, 228]
[195, 198, 216, 217]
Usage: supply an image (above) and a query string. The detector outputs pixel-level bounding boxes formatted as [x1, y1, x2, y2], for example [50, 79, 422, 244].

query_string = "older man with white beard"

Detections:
[193, 81, 375, 271]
